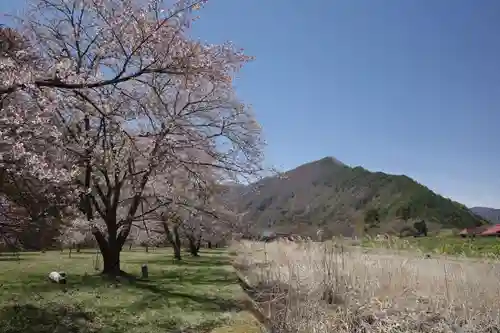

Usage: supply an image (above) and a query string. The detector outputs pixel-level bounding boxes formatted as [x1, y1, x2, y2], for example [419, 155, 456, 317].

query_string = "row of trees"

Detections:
[58, 214, 229, 259]
[0, 0, 264, 275]
[363, 206, 428, 237]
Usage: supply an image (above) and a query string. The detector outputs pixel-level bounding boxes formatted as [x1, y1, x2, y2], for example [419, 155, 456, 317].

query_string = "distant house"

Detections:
[480, 224, 500, 236]
[260, 231, 276, 242]
[460, 224, 500, 237]
[259, 231, 298, 242]
[459, 226, 487, 237]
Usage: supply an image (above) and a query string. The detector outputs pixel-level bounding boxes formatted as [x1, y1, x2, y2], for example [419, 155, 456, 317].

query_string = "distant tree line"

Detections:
[364, 205, 428, 237]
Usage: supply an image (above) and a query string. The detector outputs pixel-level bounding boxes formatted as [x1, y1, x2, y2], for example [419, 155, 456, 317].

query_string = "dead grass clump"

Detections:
[233, 239, 500, 333]
[245, 280, 306, 332]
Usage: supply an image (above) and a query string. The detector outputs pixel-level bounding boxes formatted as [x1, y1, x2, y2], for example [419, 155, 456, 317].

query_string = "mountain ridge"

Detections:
[470, 207, 500, 224]
[230, 157, 487, 238]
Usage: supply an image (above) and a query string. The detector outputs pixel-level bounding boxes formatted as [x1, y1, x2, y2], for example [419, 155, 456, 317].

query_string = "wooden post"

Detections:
[93, 249, 100, 271]
[141, 264, 148, 279]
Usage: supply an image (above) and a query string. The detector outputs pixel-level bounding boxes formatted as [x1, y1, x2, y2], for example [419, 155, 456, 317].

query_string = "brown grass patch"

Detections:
[233, 239, 500, 333]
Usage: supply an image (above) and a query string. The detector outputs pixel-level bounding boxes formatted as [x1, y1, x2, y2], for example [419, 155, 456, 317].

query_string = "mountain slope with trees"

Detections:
[232, 157, 487, 238]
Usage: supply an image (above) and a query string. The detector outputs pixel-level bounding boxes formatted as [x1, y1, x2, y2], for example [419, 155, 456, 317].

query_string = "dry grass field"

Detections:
[233, 239, 500, 333]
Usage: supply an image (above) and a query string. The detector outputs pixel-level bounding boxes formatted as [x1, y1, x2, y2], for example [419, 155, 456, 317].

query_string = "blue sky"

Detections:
[2, 1, 500, 208]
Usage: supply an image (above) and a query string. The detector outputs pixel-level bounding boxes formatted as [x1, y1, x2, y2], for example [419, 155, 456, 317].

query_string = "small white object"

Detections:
[48, 271, 67, 284]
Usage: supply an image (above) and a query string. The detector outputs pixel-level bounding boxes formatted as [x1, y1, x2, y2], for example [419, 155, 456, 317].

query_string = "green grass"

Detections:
[363, 235, 500, 258]
[0, 248, 262, 333]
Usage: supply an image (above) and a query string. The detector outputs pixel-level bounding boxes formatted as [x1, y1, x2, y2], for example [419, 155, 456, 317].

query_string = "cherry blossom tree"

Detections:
[0, 26, 78, 193]
[181, 214, 205, 256]
[0, 170, 73, 250]
[155, 210, 184, 260]
[0, 26, 78, 248]
[148, 165, 239, 258]
[131, 226, 163, 252]
[181, 214, 229, 255]
[180, 194, 239, 255]
[0, 195, 29, 251]
[58, 217, 90, 257]
[1, 0, 264, 275]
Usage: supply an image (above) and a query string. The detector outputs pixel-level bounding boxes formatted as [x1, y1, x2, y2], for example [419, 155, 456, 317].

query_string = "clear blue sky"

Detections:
[2, 0, 500, 208]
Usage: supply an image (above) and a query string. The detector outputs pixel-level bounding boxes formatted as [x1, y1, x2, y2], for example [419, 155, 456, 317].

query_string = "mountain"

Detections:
[470, 207, 500, 224]
[231, 157, 487, 238]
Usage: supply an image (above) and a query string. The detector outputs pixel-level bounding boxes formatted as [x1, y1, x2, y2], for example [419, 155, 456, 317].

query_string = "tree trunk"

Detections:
[195, 236, 201, 253]
[172, 242, 181, 260]
[162, 222, 182, 260]
[101, 246, 121, 276]
[187, 235, 200, 257]
[207, 241, 212, 249]
[93, 223, 129, 277]
[172, 245, 181, 259]
[189, 242, 199, 256]
[172, 225, 182, 260]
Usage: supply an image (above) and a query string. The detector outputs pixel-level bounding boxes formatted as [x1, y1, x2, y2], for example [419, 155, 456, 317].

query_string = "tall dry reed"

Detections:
[233, 239, 500, 333]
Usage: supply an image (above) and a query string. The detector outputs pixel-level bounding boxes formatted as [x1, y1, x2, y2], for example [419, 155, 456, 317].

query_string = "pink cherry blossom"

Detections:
[1, 0, 264, 274]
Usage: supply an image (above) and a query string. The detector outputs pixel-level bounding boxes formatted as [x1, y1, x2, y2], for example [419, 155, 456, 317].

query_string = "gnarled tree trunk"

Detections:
[173, 226, 181, 260]
[187, 234, 201, 257]
[92, 220, 130, 276]
[163, 222, 182, 260]
[100, 246, 120, 275]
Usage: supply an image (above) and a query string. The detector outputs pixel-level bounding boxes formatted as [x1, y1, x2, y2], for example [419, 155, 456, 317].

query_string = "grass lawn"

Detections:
[0, 248, 263, 333]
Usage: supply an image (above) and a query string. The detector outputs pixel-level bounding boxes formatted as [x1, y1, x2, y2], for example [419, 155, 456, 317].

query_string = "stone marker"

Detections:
[141, 264, 148, 279]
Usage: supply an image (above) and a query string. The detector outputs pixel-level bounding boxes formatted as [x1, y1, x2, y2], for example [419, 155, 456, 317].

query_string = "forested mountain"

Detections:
[230, 157, 487, 238]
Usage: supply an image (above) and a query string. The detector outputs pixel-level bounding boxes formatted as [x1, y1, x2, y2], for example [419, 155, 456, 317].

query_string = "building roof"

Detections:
[480, 224, 500, 236]
[459, 225, 490, 235]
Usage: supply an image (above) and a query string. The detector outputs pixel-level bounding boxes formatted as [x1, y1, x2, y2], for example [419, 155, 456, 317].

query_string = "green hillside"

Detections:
[232, 157, 487, 238]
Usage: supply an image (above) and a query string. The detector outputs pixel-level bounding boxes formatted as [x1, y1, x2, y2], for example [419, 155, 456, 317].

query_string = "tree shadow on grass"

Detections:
[0, 264, 247, 332]
[0, 302, 219, 333]
[2, 260, 237, 295]
[156, 318, 230, 333]
[156, 266, 239, 286]
[0, 272, 126, 295]
[127, 280, 246, 313]
[0, 302, 100, 333]
[128, 254, 234, 268]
